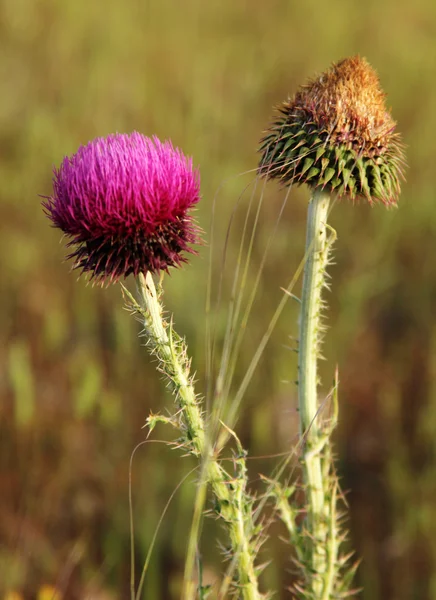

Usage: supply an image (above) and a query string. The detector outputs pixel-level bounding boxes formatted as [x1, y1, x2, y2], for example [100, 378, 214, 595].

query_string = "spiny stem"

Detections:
[132, 272, 263, 600]
[298, 188, 331, 594]
[299, 188, 330, 437]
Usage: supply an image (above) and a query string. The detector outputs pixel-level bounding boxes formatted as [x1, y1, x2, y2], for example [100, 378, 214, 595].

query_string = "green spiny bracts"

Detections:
[258, 56, 406, 206]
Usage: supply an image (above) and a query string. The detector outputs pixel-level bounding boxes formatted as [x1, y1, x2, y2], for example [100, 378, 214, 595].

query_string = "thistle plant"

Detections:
[259, 56, 406, 597]
[43, 132, 264, 599]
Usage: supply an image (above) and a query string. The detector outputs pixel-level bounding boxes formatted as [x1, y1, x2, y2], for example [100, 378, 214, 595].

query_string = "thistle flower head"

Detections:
[259, 56, 406, 205]
[43, 132, 201, 283]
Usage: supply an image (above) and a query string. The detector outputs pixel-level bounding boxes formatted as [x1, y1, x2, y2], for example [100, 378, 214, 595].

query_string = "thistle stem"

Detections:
[298, 188, 331, 593]
[134, 272, 262, 600]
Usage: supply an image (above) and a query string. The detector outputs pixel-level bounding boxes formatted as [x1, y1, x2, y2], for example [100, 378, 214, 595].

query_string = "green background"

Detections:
[1, 0, 435, 598]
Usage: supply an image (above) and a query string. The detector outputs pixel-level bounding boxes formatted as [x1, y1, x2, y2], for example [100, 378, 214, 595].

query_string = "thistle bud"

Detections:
[259, 56, 406, 205]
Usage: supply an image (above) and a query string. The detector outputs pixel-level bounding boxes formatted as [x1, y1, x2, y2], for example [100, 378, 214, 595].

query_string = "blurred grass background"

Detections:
[1, 0, 435, 598]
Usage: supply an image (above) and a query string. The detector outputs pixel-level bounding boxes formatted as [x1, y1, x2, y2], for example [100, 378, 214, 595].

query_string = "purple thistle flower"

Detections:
[43, 132, 201, 284]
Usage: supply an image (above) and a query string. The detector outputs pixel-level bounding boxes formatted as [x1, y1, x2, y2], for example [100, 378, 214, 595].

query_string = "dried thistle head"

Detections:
[43, 133, 201, 284]
[259, 56, 406, 205]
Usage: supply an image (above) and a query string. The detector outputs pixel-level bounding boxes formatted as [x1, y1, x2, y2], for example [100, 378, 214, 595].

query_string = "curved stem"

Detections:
[298, 188, 331, 593]
[133, 272, 262, 600]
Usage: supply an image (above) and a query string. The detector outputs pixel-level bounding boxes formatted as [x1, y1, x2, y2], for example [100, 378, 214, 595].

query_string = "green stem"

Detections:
[298, 188, 331, 593]
[134, 272, 262, 600]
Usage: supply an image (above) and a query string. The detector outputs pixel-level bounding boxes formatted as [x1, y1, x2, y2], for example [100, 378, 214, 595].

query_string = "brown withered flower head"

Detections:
[259, 56, 406, 205]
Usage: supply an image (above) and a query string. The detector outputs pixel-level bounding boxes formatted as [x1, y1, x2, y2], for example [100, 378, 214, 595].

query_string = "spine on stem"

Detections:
[298, 189, 331, 439]
[125, 272, 264, 600]
[298, 189, 333, 596]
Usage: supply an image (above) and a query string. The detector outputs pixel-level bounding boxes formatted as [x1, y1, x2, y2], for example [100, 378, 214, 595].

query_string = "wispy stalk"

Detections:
[124, 272, 265, 600]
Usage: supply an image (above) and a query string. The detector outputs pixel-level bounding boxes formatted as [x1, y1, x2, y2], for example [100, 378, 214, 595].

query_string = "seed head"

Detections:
[43, 132, 201, 283]
[259, 56, 406, 205]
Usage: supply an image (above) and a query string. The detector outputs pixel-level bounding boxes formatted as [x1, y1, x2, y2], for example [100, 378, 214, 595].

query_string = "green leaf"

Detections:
[146, 413, 174, 432]
[300, 157, 315, 176]
[283, 137, 297, 153]
[330, 176, 342, 190]
[298, 145, 310, 157]
[315, 145, 325, 162]
[322, 167, 336, 184]
[334, 145, 343, 163]
[356, 158, 369, 194]
[320, 157, 330, 174]
[293, 139, 308, 152]
[342, 168, 352, 187]
[305, 166, 321, 181]
[294, 128, 306, 138]
[311, 136, 324, 147]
